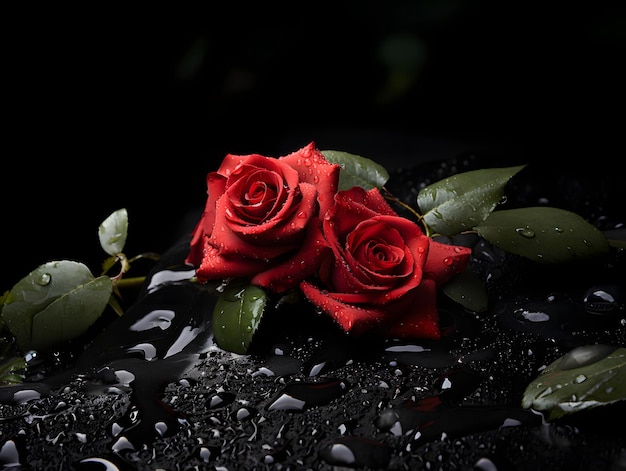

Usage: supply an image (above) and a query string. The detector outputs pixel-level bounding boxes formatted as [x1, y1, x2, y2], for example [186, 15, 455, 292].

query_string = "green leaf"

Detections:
[442, 270, 489, 313]
[474, 207, 610, 263]
[1, 261, 113, 352]
[213, 281, 267, 354]
[321, 150, 390, 191]
[417, 165, 526, 236]
[98, 208, 129, 256]
[522, 345, 626, 421]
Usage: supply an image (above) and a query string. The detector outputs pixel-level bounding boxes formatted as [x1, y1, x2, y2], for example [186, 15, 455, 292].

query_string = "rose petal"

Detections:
[227, 168, 283, 223]
[184, 172, 227, 266]
[300, 280, 391, 335]
[280, 142, 341, 216]
[346, 219, 413, 283]
[208, 184, 317, 260]
[252, 219, 330, 292]
[423, 240, 472, 286]
[325, 214, 428, 302]
[195, 244, 268, 283]
[217, 153, 264, 178]
[300, 279, 441, 340]
[208, 194, 298, 260]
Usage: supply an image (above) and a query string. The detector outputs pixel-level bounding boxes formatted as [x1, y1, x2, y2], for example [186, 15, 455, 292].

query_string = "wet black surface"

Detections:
[1, 154, 625, 470]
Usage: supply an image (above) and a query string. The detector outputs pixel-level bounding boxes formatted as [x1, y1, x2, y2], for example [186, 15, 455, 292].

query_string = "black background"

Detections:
[3, 2, 625, 290]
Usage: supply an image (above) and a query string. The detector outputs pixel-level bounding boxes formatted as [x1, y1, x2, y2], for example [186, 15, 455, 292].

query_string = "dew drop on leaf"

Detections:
[515, 228, 535, 238]
[559, 344, 618, 370]
[36, 273, 51, 286]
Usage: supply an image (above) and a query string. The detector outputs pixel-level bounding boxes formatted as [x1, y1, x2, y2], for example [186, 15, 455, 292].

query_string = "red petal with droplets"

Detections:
[424, 240, 472, 286]
[281, 142, 341, 216]
[251, 219, 331, 292]
[300, 279, 441, 340]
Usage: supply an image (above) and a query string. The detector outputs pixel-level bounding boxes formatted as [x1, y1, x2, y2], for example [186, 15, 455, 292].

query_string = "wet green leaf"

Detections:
[1, 261, 113, 352]
[474, 207, 610, 263]
[522, 345, 626, 421]
[442, 270, 488, 313]
[213, 282, 267, 354]
[98, 208, 129, 256]
[417, 165, 525, 236]
[321, 150, 390, 190]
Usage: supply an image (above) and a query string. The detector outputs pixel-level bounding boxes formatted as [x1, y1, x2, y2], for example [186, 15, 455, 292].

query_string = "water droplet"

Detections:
[206, 391, 236, 409]
[537, 386, 553, 399]
[129, 310, 175, 332]
[154, 421, 168, 437]
[24, 350, 38, 363]
[518, 309, 550, 322]
[0, 440, 20, 467]
[328, 444, 356, 465]
[266, 378, 350, 411]
[516, 227, 535, 238]
[559, 344, 618, 370]
[319, 437, 391, 468]
[36, 273, 51, 286]
[583, 284, 623, 315]
[111, 436, 134, 452]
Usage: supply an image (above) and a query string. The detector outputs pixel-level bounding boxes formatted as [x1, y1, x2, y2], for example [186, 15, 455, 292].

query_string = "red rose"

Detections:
[186, 142, 340, 293]
[300, 187, 471, 340]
